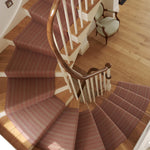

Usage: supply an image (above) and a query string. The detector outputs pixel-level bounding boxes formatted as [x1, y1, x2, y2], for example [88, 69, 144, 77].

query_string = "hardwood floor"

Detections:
[0, 0, 150, 149]
[75, 0, 150, 87]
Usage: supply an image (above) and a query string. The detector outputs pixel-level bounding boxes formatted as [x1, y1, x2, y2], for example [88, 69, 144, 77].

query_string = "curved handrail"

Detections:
[47, 0, 111, 80]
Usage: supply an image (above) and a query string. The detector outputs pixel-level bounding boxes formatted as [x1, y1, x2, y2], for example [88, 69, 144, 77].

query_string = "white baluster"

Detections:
[103, 72, 106, 91]
[90, 77, 95, 102]
[56, 11, 70, 64]
[78, 79, 86, 103]
[95, 75, 99, 96]
[53, 33, 59, 51]
[62, 0, 73, 50]
[58, 62, 72, 93]
[85, 0, 88, 11]
[78, 0, 83, 28]
[91, 0, 94, 5]
[86, 79, 92, 103]
[106, 68, 111, 91]
[70, 0, 78, 35]
[68, 74, 78, 100]
[99, 73, 103, 95]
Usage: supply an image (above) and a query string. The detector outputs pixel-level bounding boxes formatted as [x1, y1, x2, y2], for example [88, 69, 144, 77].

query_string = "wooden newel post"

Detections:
[105, 63, 112, 91]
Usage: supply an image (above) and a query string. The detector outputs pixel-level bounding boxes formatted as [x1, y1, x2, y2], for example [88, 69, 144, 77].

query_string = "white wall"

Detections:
[0, 0, 22, 37]
[0, 0, 29, 52]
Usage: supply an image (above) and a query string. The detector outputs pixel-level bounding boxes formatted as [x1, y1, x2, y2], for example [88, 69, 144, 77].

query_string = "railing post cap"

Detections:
[105, 63, 111, 68]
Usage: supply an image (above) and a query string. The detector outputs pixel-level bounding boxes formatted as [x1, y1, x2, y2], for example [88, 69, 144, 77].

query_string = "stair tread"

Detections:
[5, 48, 57, 78]
[115, 139, 134, 150]
[30, 0, 76, 32]
[0, 46, 15, 72]
[23, 0, 39, 10]
[114, 86, 150, 112]
[38, 108, 79, 150]
[0, 116, 33, 150]
[0, 78, 7, 95]
[56, 89, 73, 104]
[7, 96, 65, 145]
[100, 99, 140, 137]
[128, 121, 146, 146]
[14, 21, 64, 56]
[117, 81, 150, 100]
[92, 105, 126, 150]
[108, 93, 145, 120]
[109, 93, 150, 124]
[75, 109, 105, 150]
[29, 0, 52, 26]
[4, 16, 31, 41]
[61, 40, 80, 56]
[5, 76, 66, 114]
[0, 93, 6, 113]
[6, 78, 55, 114]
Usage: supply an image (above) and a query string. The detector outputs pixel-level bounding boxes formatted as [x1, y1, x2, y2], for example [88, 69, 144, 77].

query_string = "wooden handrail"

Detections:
[47, 0, 111, 80]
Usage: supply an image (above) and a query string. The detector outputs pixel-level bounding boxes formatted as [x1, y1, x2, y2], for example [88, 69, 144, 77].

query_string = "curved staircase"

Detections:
[1, 0, 150, 150]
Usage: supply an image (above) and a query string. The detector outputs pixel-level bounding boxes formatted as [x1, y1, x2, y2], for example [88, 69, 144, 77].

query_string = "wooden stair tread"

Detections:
[0, 93, 6, 113]
[0, 46, 15, 72]
[0, 116, 32, 150]
[145, 102, 150, 116]
[115, 139, 134, 150]
[4, 16, 31, 41]
[78, 0, 100, 13]
[56, 89, 73, 104]
[68, 98, 79, 108]
[0, 78, 7, 95]
[61, 41, 80, 56]
[70, 18, 90, 36]
[23, 0, 39, 10]
[55, 77, 67, 90]
[128, 121, 146, 147]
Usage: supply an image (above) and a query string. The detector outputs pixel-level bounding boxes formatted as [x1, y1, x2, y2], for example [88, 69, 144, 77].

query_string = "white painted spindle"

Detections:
[103, 72, 106, 91]
[78, 79, 86, 103]
[91, 0, 94, 5]
[86, 79, 92, 103]
[106, 68, 111, 91]
[99, 73, 103, 95]
[90, 77, 95, 102]
[68, 74, 78, 100]
[95, 75, 99, 96]
[58, 62, 72, 92]
[62, 0, 73, 50]
[85, 0, 88, 11]
[56, 11, 70, 64]
[53, 33, 59, 51]
[70, 0, 78, 35]
[78, 0, 83, 28]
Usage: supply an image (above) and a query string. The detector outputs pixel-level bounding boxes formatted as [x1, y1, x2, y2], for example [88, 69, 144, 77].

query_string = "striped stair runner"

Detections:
[5, 48, 57, 78]
[75, 110, 105, 150]
[114, 86, 149, 112]
[108, 93, 145, 120]
[92, 105, 126, 150]
[38, 108, 79, 150]
[7, 96, 65, 145]
[117, 81, 150, 100]
[14, 21, 66, 56]
[6, 78, 55, 114]
[100, 99, 140, 137]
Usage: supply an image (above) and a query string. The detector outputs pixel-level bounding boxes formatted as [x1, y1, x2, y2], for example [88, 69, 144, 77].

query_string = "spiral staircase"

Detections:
[0, 0, 150, 150]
